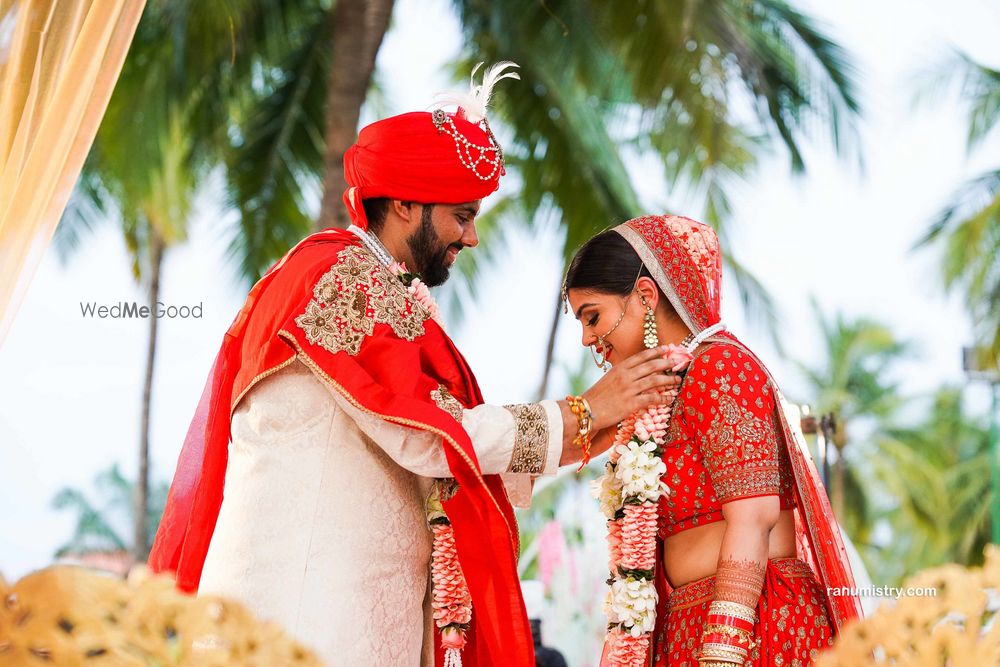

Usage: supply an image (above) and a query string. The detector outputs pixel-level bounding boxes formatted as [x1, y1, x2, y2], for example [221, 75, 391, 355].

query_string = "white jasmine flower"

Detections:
[610, 576, 658, 634]
[615, 441, 667, 501]
[592, 471, 624, 519]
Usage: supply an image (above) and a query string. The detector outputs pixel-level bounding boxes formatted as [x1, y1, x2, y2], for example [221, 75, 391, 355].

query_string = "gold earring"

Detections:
[641, 295, 658, 349]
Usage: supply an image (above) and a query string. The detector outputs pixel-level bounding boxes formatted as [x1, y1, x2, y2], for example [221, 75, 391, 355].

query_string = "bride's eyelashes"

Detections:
[587, 313, 599, 327]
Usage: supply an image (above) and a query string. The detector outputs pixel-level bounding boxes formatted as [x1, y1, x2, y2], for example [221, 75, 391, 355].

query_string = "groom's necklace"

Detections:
[348, 225, 395, 267]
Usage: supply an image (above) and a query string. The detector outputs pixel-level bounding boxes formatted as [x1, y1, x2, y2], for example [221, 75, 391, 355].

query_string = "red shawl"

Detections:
[149, 228, 534, 666]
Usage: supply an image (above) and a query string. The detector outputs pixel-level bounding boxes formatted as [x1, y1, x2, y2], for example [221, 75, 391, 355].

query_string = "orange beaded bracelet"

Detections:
[565, 395, 593, 471]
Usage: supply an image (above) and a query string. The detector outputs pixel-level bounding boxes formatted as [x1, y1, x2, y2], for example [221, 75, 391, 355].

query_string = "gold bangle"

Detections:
[699, 645, 748, 661]
[697, 652, 745, 667]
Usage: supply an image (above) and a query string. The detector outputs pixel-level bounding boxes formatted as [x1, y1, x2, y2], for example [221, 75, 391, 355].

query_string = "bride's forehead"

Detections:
[566, 287, 610, 301]
[566, 289, 619, 315]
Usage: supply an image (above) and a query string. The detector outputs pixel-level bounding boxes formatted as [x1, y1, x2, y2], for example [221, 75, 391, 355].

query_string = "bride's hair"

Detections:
[565, 230, 654, 297]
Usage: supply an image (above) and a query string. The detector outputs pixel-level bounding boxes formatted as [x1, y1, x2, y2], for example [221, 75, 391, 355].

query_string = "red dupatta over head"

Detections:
[612, 214, 863, 632]
[150, 95, 533, 665]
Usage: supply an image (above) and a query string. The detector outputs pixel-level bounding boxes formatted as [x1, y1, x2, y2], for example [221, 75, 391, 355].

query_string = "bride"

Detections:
[562, 215, 863, 666]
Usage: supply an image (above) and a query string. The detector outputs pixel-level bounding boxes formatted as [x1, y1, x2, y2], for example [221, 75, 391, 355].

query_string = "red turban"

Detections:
[342, 110, 505, 229]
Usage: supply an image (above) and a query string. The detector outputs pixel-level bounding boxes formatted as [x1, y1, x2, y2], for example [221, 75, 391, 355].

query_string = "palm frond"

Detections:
[224, 10, 330, 283]
[917, 168, 1000, 359]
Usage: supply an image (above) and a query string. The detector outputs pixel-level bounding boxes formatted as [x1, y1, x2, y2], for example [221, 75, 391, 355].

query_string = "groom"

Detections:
[149, 65, 677, 666]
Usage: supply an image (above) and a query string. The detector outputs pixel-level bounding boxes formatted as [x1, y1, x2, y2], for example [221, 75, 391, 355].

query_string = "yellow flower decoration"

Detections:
[817, 545, 1000, 665]
[0, 565, 323, 666]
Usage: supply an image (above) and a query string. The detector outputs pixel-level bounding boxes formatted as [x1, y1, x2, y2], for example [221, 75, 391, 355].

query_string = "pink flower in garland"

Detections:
[619, 503, 658, 571]
[609, 414, 637, 465]
[441, 626, 466, 650]
[608, 628, 651, 667]
[430, 523, 472, 630]
[407, 277, 444, 327]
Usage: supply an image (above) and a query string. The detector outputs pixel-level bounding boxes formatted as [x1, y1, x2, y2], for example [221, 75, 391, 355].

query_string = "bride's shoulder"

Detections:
[688, 341, 769, 387]
[691, 340, 743, 367]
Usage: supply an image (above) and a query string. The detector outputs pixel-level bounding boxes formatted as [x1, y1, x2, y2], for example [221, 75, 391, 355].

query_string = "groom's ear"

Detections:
[635, 276, 660, 309]
[390, 199, 417, 226]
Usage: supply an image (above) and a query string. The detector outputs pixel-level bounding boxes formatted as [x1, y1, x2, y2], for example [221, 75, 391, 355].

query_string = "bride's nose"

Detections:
[582, 330, 597, 348]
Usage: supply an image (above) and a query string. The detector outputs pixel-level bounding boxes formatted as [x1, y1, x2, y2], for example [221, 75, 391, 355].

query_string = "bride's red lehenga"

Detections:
[604, 216, 863, 666]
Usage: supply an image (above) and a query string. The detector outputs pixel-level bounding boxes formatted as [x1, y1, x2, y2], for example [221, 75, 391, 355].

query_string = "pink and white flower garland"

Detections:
[426, 484, 471, 667]
[593, 345, 693, 666]
[390, 262, 468, 664]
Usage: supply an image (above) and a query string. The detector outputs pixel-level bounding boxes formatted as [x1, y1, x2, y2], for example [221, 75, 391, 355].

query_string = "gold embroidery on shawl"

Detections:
[431, 385, 464, 423]
[503, 403, 549, 474]
[295, 246, 428, 356]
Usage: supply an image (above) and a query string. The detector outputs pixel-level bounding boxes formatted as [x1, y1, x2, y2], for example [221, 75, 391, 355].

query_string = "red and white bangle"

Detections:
[698, 601, 757, 665]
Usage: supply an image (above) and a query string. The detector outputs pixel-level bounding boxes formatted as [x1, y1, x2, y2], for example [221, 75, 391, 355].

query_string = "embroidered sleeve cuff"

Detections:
[503, 402, 552, 475]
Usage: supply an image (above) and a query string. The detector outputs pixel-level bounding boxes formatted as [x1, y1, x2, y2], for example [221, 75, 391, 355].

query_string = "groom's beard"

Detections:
[407, 205, 459, 287]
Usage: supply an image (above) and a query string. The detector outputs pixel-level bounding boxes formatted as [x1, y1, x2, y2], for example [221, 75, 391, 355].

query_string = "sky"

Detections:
[2, 0, 999, 580]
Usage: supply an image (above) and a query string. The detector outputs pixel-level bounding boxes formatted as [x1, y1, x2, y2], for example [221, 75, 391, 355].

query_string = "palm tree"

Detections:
[918, 52, 1000, 368]
[795, 301, 909, 549]
[317, 0, 394, 230]
[445, 0, 861, 397]
[871, 387, 991, 584]
[52, 464, 168, 560]
[56, 1, 314, 561]
[55, 0, 388, 563]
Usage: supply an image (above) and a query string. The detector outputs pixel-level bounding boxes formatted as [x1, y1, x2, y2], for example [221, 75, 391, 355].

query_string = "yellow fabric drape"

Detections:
[0, 0, 145, 345]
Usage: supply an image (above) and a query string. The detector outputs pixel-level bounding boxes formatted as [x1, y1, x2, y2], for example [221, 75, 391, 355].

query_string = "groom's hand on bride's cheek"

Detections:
[581, 347, 676, 431]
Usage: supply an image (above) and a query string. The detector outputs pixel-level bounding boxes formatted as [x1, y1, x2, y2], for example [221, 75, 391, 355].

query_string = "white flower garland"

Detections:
[592, 345, 693, 666]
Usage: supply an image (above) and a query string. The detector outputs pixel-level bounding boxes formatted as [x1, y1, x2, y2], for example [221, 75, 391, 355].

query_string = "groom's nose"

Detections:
[460, 222, 479, 248]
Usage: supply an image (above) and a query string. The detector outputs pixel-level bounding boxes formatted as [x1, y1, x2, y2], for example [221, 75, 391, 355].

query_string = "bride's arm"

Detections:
[698, 498, 779, 663]
[688, 344, 784, 664]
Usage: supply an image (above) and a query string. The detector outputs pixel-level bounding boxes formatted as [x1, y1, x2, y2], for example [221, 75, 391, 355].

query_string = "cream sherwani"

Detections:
[198, 360, 562, 666]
